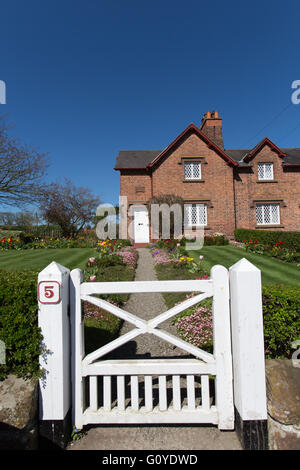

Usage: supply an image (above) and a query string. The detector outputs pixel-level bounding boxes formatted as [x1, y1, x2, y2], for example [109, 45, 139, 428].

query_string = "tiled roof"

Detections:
[115, 147, 300, 169]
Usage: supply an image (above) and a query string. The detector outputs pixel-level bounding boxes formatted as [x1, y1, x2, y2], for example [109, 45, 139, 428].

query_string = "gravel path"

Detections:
[108, 248, 189, 360]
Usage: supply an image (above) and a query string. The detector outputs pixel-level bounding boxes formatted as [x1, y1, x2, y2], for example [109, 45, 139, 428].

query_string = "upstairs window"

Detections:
[256, 203, 280, 225]
[184, 204, 207, 226]
[258, 162, 273, 180]
[184, 161, 201, 180]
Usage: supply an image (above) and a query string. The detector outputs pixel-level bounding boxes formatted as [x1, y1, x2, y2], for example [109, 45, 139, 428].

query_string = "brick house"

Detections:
[114, 111, 300, 244]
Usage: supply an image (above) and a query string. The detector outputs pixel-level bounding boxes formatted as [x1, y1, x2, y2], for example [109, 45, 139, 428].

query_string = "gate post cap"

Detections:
[229, 258, 260, 273]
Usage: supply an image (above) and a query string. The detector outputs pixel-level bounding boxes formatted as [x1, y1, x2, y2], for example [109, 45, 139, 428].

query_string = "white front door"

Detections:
[134, 207, 149, 243]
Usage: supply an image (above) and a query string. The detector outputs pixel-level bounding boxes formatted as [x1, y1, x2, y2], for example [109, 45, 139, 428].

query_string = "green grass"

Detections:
[155, 244, 300, 308]
[0, 248, 97, 271]
[188, 245, 300, 286]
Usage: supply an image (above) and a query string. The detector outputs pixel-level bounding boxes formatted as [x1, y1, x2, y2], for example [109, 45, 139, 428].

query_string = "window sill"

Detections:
[256, 180, 278, 183]
[183, 179, 205, 183]
[255, 225, 284, 229]
[184, 226, 210, 230]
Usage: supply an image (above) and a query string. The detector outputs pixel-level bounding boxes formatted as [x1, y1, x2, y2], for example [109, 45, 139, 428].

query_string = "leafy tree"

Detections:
[39, 179, 101, 237]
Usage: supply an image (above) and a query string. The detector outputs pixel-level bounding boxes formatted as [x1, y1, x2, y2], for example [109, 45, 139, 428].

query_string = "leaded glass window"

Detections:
[256, 203, 280, 225]
[184, 204, 207, 226]
[258, 163, 273, 180]
[184, 161, 201, 180]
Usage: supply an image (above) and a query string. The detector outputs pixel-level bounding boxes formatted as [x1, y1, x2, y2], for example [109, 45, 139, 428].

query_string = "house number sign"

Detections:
[38, 281, 61, 304]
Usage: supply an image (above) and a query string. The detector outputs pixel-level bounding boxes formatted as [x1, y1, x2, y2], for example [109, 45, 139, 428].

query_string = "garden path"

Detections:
[108, 247, 189, 359]
[68, 248, 242, 451]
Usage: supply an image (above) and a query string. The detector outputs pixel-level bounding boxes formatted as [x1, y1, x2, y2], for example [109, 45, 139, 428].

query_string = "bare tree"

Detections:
[0, 116, 49, 207]
[39, 179, 102, 237]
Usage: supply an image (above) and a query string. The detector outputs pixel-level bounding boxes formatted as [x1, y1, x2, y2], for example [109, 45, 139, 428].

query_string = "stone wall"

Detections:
[0, 375, 38, 450]
[266, 359, 300, 450]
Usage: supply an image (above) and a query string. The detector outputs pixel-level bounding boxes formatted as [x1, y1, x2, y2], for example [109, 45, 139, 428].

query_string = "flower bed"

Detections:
[82, 242, 138, 354]
[173, 301, 213, 351]
[244, 239, 300, 264]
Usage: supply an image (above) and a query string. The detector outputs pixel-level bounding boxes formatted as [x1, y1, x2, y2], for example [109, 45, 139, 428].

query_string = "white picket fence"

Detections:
[38, 258, 267, 432]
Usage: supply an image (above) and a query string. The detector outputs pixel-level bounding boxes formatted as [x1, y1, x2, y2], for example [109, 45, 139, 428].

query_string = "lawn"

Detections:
[188, 245, 300, 286]
[0, 247, 97, 271]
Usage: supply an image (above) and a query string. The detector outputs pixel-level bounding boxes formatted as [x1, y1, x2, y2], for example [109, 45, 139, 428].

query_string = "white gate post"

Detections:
[211, 265, 234, 430]
[38, 262, 71, 448]
[229, 258, 268, 450]
[70, 268, 84, 430]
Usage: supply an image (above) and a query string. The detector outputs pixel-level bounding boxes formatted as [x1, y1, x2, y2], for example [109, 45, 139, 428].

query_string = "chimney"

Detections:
[200, 110, 224, 148]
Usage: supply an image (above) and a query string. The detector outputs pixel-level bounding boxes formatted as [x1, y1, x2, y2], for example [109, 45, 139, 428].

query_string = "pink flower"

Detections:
[89, 275, 96, 282]
[89, 257, 95, 263]
[199, 255, 204, 260]
[177, 243, 180, 247]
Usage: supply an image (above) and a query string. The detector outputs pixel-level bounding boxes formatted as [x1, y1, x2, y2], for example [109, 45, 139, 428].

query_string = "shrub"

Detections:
[235, 228, 300, 251]
[204, 234, 229, 246]
[0, 270, 45, 381]
[262, 285, 300, 358]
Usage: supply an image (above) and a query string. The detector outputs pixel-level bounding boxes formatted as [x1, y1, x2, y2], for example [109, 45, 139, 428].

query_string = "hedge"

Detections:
[262, 285, 300, 358]
[235, 228, 300, 251]
[0, 270, 45, 381]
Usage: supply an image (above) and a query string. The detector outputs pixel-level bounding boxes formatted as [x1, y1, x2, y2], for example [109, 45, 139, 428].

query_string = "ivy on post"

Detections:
[38, 261, 71, 449]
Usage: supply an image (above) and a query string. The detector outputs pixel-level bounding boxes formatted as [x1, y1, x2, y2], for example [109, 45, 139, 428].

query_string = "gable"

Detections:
[148, 123, 238, 169]
[243, 137, 286, 163]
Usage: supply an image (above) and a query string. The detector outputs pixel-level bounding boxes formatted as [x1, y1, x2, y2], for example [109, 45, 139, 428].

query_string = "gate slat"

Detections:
[172, 375, 181, 410]
[131, 375, 139, 411]
[89, 376, 98, 411]
[201, 375, 210, 411]
[117, 375, 125, 411]
[144, 376, 153, 411]
[159, 376, 167, 411]
[187, 375, 196, 410]
[103, 376, 111, 411]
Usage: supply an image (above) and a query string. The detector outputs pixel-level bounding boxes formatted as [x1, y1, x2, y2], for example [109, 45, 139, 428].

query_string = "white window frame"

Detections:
[184, 161, 202, 180]
[258, 162, 274, 181]
[256, 203, 280, 226]
[184, 203, 207, 227]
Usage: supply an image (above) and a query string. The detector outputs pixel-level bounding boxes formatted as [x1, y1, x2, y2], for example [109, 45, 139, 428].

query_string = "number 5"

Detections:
[44, 286, 54, 298]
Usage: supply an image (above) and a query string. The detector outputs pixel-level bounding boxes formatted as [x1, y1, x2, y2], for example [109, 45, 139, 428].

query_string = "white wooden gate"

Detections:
[70, 265, 234, 430]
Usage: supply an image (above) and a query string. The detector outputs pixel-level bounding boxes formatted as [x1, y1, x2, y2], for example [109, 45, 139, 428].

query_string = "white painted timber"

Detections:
[144, 375, 153, 411]
[211, 265, 234, 430]
[130, 376, 139, 411]
[172, 375, 181, 411]
[159, 376, 167, 411]
[81, 279, 213, 295]
[89, 376, 98, 412]
[70, 268, 84, 429]
[201, 375, 210, 411]
[229, 258, 267, 420]
[83, 359, 216, 377]
[82, 406, 219, 425]
[187, 375, 196, 410]
[117, 375, 125, 411]
[38, 262, 70, 421]
[71, 264, 234, 430]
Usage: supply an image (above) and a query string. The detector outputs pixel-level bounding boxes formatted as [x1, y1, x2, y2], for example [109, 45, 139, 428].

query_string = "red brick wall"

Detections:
[119, 139, 300, 238]
[234, 145, 300, 232]
[151, 131, 236, 237]
[120, 170, 152, 204]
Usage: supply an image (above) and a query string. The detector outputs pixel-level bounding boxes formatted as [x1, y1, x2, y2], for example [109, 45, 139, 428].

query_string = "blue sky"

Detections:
[1, 0, 300, 208]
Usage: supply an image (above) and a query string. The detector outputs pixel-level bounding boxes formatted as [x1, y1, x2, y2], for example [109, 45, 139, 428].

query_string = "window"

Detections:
[256, 203, 280, 225]
[258, 163, 273, 180]
[184, 204, 207, 226]
[184, 161, 201, 180]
